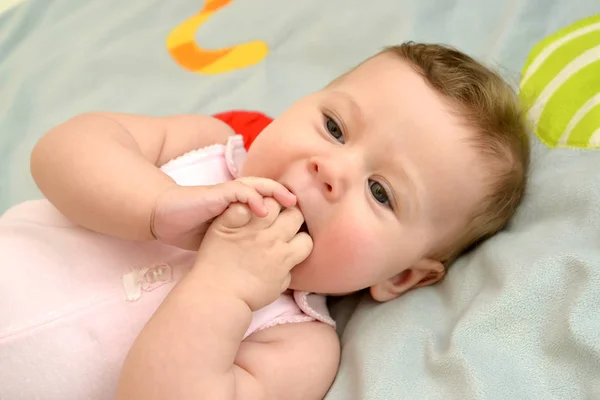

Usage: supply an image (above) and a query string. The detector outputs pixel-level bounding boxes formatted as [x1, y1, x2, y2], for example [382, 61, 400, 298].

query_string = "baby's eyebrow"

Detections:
[328, 90, 367, 132]
[388, 157, 422, 220]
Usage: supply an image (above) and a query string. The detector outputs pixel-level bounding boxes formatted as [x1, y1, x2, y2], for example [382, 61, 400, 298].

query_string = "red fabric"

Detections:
[213, 110, 273, 151]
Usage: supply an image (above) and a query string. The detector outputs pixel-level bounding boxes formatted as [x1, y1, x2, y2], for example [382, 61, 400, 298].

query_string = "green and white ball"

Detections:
[520, 14, 600, 149]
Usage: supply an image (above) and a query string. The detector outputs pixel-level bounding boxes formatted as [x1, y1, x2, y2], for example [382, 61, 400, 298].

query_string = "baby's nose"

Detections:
[310, 158, 348, 201]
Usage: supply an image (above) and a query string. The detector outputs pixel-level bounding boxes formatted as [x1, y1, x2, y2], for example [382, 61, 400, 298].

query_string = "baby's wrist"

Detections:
[182, 267, 254, 341]
[146, 181, 182, 241]
[190, 260, 266, 311]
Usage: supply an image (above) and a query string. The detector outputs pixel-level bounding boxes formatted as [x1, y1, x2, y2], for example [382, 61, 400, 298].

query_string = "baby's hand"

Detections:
[151, 178, 296, 250]
[195, 198, 312, 311]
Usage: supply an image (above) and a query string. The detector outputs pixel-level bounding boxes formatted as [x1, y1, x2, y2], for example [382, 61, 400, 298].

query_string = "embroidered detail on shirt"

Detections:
[122, 263, 173, 301]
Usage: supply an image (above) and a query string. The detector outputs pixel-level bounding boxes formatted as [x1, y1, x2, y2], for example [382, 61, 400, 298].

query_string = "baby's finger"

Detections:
[238, 177, 297, 208]
[220, 181, 268, 217]
[218, 203, 252, 229]
[242, 193, 269, 218]
[285, 232, 313, 270]
[280, 273, 292, 293]
[247, 197, 281, 228]
[269, 206, 305, 241]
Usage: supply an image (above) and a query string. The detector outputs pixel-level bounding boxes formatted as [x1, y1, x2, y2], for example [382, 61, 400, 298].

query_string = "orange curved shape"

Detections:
[169, 44, 232, 71]
[203, 0, 231, 12]
[166, 0, 269, 74]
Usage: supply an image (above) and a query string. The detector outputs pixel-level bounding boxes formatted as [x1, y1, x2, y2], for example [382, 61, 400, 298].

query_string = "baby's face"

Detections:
[241, 53, 486, 298]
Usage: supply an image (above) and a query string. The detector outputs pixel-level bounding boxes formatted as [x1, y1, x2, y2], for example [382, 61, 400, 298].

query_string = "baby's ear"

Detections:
[369, 259, 445, 302]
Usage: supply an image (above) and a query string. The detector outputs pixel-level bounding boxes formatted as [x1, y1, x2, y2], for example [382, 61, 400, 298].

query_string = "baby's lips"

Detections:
[279, 206, 310, 236]
[280, 181, 294, 194]
[278, 182, 298, 207]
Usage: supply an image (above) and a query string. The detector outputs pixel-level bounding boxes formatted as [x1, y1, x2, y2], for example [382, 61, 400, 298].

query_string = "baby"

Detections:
[0, 42, 529, 400]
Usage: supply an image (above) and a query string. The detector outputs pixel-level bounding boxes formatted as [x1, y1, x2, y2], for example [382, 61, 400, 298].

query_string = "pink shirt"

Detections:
[0, 135, 334, 400]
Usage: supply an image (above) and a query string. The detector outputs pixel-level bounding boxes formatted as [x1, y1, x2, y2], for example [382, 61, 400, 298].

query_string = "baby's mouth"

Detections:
[299, 221, 309, 235]
[281, 206, 310, 236]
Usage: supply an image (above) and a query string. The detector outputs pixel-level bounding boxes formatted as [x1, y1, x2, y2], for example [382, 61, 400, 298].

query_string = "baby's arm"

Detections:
[31, 112, 234, 240]
[116, 271, 340, 400]
[235, 321, 340, 399]
[117, 200, 340, 400]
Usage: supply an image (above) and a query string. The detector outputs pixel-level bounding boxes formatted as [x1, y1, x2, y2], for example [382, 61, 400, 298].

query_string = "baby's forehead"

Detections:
[329, 52, 410, 90]
[323, 73, 454, 135]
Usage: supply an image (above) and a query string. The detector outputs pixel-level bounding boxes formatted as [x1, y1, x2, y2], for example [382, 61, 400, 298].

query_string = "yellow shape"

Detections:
[166, 0, 269, 74]
[196, 42, 268, 74]
[167, 12, 213, 50]
[519, 14, 600, 149]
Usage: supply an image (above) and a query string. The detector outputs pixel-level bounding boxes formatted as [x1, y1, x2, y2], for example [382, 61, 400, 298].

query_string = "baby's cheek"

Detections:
[317, 218, 384, 287]
[289, 213, 389, 293]
[324, 219, 373, 262]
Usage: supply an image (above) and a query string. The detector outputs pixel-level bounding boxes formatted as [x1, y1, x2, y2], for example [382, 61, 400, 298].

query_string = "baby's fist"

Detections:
[196, 198, 312, 311]
[151, 178, 296, 250]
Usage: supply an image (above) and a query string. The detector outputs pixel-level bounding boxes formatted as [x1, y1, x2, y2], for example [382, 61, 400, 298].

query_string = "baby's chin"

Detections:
[288, 260, 357, 296]
[288, 280, 357, 297]
[288, 261, 322, 293]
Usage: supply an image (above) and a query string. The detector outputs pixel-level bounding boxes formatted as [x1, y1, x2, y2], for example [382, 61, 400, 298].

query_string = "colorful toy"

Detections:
[213, 110, 273, 150]
[167, 0, 269, 74]
[519, 14, 600, 149]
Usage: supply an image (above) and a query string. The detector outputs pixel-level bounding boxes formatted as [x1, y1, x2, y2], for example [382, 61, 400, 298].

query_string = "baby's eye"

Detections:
[369, 180, 391, 207]
[325, 116, 345, 144]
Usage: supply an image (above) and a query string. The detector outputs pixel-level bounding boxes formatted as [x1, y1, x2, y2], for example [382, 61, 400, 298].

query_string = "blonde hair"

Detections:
[385, 42, 530, 266]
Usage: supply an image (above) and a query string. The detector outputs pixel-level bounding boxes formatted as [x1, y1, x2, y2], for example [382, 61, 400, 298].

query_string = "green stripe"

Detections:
[536, 59, 600, 146]
[567, 102, 600, 147]
[521, 14, 600, 79]
[521, 30, 600, 113]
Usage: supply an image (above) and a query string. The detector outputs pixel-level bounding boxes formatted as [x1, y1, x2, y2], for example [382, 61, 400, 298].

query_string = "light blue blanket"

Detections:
[1, 1, 599, 398]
